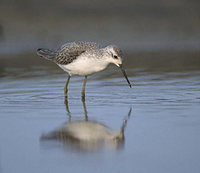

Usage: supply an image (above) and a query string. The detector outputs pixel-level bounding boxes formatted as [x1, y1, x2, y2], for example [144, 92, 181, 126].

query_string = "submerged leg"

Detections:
[81, 76, 87, 100]
[64, 76, 71, 97]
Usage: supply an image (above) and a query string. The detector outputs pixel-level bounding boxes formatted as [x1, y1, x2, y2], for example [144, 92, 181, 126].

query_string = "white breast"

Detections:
[58, 56, 109, 76]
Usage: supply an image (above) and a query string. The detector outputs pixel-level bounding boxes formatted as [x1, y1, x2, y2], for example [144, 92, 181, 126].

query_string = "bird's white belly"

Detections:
[58, 56, 108, 76]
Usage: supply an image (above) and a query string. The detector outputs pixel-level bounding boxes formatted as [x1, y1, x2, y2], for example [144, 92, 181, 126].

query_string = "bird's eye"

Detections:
[114, 55, 118, 59]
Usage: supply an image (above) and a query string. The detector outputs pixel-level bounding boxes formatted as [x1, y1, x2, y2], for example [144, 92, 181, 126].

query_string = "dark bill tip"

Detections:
[119, 64, 132, 88]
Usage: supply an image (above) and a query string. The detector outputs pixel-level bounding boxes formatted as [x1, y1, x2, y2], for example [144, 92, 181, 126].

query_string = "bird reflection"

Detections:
[40, 98, 132, 152]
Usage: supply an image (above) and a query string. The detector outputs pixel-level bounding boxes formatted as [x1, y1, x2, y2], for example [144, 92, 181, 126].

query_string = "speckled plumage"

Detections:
[37, 42, 103, 65]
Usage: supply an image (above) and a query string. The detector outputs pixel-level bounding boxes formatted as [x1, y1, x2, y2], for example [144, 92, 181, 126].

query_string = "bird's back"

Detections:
[59, 42, 100, 52]
[37, 42, 101, 65]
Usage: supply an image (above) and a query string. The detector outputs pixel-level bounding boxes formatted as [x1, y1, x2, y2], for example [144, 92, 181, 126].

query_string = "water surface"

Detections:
[0, 52, 200, 173]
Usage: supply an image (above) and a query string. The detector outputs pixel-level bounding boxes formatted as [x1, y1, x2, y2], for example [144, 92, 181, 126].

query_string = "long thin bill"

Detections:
[119, 65, 132, 88]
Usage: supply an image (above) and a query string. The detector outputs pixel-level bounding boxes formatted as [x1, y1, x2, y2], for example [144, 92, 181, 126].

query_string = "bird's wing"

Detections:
[53, 42, 100, 65]
[54, 43, 86, 65]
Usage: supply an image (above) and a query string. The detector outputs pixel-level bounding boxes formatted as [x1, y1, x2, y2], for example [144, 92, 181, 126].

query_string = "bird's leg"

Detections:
[81, 76, 87, 100]
[81, 97, 88, 121]
[64, 76, 71, 98]
[64, 97, 71, 121]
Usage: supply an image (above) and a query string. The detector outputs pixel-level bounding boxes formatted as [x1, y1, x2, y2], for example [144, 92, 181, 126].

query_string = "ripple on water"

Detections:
[1, 70, 199, 112]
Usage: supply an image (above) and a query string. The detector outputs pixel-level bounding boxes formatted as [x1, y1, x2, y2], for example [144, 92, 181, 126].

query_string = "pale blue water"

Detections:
[0, 54, 200, 173]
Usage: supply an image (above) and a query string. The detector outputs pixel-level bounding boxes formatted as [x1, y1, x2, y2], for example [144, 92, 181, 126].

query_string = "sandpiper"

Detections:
[37, 42, 131, 99]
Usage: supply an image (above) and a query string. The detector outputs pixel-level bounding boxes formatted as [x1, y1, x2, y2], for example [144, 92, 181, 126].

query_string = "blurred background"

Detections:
[1, 0, 200, 73]
[0, 0, 200, 54]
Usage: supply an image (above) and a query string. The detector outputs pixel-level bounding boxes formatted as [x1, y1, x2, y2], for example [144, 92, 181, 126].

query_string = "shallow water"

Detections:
[0, 52, 200, 173]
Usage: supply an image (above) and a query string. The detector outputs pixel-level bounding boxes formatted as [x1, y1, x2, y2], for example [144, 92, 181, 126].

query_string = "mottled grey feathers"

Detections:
[37, 48, 57, 61]
[55, 49, 85, 65]
[37, 42, 100, 65]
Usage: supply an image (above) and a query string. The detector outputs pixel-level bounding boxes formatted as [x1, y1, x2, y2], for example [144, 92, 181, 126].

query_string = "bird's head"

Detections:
[103, 45, 132, 88]
[104, 45, 123, 67]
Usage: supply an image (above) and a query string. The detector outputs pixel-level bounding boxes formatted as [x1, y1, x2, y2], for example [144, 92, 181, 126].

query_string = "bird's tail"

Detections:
[37, 48, 57, 61]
